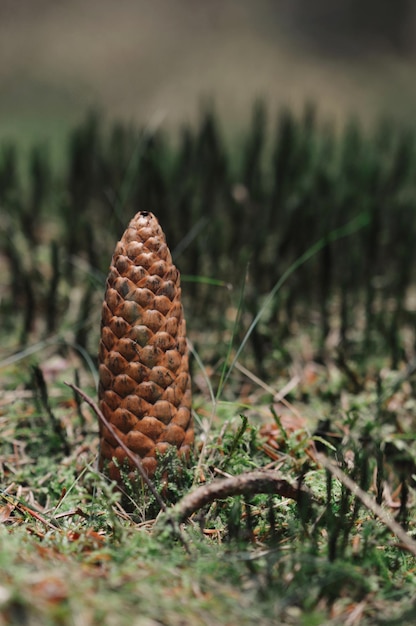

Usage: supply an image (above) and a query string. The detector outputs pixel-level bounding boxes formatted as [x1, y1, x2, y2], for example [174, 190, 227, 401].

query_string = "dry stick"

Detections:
[168, 470, 314, 525]
[65, 382, 167, 513]
[66, 382, 194, 554]
[0, 490, 59, 531]
[317, 453, 416, 557]
[67, 386, 312, 536]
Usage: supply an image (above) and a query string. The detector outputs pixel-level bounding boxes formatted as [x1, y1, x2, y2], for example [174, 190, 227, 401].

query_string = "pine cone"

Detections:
[98, 211, 193, 483]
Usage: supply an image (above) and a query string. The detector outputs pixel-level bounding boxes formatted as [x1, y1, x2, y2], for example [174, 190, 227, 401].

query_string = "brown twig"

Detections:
[166, 470, 313, 525]
[66, 384, 314, 546]
[65, 382, 167, 513]
[317, 453, 416, 557]
[66, 382, 195, 554]
[0, 490, 59, 531]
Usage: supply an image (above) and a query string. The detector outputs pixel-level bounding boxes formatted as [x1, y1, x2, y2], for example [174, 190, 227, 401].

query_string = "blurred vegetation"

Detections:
[1, 103, 416, 379]
[2, 104, 416, 625]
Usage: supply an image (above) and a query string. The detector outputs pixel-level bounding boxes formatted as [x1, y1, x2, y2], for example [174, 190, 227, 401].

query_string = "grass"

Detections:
[1, 314, 416, 625]
[2, 108, 416, 625]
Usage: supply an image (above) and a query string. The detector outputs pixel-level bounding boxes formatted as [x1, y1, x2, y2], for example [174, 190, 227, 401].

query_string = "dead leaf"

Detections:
[0, 503, 15, 523]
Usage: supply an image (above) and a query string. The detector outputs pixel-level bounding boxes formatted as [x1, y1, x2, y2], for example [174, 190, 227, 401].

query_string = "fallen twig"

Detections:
[66, 383, 194, 554]
[65, 382, 167, 513]
[0, 490, 59, 531]
[66, 385, 313, 543]
[317, 453, 416, 557]
[164, 470, 313, 526]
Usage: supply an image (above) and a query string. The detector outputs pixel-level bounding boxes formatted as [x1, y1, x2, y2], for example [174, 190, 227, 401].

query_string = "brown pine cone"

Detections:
[98, 211, 193, 483]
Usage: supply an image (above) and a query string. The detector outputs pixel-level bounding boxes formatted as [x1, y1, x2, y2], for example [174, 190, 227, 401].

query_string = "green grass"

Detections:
[1, 333, 416, 625]
[3, 106, 416, 372]
[2, 108, 416, 625]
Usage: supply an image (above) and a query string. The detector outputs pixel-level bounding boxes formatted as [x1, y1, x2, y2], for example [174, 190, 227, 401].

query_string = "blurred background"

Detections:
[2, 0, 416, 153]
[2, 0, 416, 385]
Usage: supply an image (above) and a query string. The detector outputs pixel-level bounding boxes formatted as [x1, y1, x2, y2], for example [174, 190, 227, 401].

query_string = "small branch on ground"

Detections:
[66, 383, 314, 547]
[162, 470, 314, 526]
[317, 453, 416, 557]
[0, 490, 60, 531]
[65, 382, 167, 513]
[66, 383, 194, 553]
